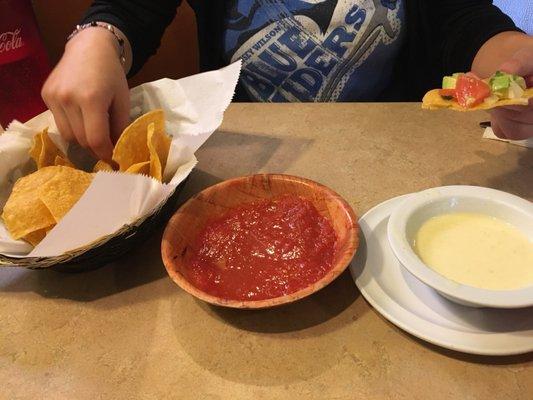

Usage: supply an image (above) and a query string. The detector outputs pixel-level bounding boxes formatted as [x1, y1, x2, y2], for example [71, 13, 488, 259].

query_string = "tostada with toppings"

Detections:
[422, 71, 533, 111]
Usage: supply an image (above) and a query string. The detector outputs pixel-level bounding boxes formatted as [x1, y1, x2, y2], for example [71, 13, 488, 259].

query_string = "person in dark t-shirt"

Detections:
[41, 1, 533, 161]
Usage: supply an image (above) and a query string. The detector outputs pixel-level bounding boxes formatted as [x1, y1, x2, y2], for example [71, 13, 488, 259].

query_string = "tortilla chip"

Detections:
[125, 161, 151, 175]
[1, 167, 58, 240]
[23, 228, 51, 246]
[54, 155, 74, 167]
[93, 160, 115, 172]
[40, 129, 65, 167]
[38, 167, 93, 222]
[147, 122, 171, 182]
[29, 128, 72, 168]
[29, 131, 43, 165]
[40, 130, 62, 166]
[112, 109, 165, 171]
[422, 88, 533, 111]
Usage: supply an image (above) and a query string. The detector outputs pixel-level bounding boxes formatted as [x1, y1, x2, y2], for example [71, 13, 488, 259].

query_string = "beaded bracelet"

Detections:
[67, 21, 126, 67]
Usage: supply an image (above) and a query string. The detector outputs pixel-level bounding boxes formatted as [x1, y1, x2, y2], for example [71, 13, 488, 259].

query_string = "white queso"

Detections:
[413, 213, 533, 290]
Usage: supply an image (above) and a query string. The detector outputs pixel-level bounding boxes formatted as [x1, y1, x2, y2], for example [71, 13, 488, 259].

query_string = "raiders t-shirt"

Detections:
[223, 0, 405, 102]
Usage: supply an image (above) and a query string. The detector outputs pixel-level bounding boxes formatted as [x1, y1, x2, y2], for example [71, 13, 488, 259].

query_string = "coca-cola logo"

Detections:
[0, 29, 24, 54]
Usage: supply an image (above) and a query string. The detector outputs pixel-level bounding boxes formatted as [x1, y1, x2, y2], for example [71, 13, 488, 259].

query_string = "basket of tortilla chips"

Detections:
[0, 110, 187, 271]
[0, 61, 241, 271]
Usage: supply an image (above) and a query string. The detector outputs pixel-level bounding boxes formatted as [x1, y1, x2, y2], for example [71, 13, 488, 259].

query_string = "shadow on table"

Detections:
[170, 268, 364, 386]
[440, 149, 533, 199]
[196, 130, 314, 177]
[0, 228, 168, 303]
[175, 169, 225, 204]
[371, 312, 533, 365]
[410, 333, 533, 365]
[205, 269, 360, 334]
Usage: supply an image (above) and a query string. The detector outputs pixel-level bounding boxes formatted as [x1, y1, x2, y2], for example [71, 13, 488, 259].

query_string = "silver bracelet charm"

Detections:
[67, 21, 126, 67]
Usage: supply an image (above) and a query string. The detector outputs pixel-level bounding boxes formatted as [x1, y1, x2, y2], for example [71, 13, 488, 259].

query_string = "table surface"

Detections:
[1, 104, 532, 400]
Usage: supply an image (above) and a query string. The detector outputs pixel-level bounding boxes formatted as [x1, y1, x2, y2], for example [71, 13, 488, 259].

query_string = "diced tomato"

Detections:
[439, 89, 457, 99]
[455, 74, 491, 108]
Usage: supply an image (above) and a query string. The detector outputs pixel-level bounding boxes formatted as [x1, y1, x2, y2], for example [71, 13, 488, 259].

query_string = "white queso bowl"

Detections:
[387, 186, 533, 309]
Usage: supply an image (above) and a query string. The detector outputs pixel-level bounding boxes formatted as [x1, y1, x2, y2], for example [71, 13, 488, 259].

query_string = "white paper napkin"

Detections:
[483, 127, 533, 148]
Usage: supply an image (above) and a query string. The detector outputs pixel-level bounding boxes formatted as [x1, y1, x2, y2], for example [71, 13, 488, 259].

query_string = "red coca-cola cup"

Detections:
[0, 0, 50, 128]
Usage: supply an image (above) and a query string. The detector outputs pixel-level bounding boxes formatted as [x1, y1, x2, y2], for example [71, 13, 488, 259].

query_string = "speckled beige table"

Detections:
[1, 104, 532, 400]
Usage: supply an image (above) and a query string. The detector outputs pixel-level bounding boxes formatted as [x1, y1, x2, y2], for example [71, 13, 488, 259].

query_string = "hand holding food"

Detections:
[490, 45, 533, 140]
[422, 45, 533, 140]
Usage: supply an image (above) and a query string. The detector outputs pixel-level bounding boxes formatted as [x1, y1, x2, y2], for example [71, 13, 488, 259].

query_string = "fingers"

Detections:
[44, 93, 113, 160]
[490, 112, 533, 140]
[490, 117, 506, 139]
[498, 104, 531, 113]
[43, 84, 90, 150]
[499, 46, 533, 77]
[42, 80, 115, 160]
[63, 105, 89, 149]
[491, 106, 533, 125]
[47, 103, 75, 142]
[81, 103, 114, 161]
[109, 84, 130, 144]
[42, 84, 74, 143]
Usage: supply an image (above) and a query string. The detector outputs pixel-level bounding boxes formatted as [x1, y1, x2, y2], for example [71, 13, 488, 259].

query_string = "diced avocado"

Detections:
[442, 76, 457, 89]
[490, 74, 510, 94]
[452, 73, 462, 78]
[488, 71, 527, 98]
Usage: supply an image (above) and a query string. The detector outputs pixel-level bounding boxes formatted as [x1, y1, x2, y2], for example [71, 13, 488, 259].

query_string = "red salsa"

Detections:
[186, 195, 338, 301]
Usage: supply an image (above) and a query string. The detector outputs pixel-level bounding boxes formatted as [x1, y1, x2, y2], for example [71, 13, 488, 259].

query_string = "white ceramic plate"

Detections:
[350, 195, 533, 356]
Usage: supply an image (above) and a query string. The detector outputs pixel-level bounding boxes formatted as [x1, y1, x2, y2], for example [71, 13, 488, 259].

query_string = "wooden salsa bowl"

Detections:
[161, 174, 359, 309]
